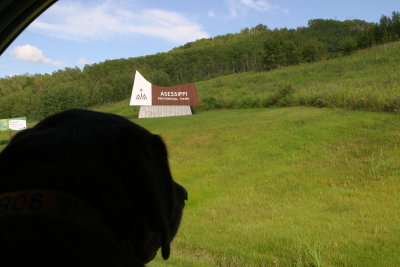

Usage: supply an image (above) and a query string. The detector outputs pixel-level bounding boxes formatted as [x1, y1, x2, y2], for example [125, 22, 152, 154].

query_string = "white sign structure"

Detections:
[129, 71, 152, 106]
[129, 71, 199, 118]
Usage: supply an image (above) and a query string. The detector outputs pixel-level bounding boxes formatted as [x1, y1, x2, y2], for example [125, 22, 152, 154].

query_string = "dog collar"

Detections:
[0, 189, 106, 229]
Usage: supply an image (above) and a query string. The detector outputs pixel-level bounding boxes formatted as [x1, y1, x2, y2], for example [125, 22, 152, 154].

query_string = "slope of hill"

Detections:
[86, 40, 400, 116]
[196, 41, 400, 113]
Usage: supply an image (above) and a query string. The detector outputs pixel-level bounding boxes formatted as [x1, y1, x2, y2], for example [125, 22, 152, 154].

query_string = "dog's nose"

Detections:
[182, 187, 188, 201]
[175, 183, 188, 201]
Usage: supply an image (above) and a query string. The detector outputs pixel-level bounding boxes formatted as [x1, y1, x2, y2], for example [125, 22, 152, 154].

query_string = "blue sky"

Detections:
[0, 0, 398, 77]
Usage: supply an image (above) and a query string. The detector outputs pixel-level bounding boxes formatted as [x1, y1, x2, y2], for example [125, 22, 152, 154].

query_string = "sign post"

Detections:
[130, 71, 199, 118]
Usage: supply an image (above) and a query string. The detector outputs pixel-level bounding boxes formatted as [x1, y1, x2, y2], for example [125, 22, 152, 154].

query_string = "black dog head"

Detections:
[0, 109, 187, 265]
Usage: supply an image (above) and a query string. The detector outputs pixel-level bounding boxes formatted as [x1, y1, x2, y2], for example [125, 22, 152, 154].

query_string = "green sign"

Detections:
[0, 117, 27, 132]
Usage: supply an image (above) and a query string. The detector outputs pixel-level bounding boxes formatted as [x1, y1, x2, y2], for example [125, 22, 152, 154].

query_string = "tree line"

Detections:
[0, 11, 399, 120]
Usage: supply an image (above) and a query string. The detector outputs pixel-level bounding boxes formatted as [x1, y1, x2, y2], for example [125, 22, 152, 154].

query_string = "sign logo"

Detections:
[136, 89, 147, 100]
[130, 71, 152, 106]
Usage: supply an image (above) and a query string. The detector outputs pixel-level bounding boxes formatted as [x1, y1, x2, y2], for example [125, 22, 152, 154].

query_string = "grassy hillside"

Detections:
[0, 40, 399, 127]
[82, 41, 400, 117]
[117, 107, 400, 267]
[196, 41, 400, 112]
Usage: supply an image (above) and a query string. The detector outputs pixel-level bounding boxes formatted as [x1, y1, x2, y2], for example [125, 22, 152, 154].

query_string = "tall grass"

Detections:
[195, 42, 400, 113]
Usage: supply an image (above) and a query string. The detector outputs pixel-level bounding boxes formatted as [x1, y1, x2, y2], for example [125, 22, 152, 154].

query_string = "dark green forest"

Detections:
[1, 11, 400, 120]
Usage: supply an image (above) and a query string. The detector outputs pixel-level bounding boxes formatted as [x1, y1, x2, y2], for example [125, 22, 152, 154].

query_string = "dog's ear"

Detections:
[118, 130, 175, 262]
[141, 134, 174, 260]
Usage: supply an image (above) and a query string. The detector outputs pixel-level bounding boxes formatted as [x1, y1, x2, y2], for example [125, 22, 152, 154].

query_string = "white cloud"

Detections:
[227, 0, 288, 17]
[77, 57, 90, 66]
[226, 0, 240, 18]
[240, 0, 278, 11]
[208, 10, 216, 17]
[31, 1, 209, 44]
[11, 45, 62, 65]
[229, 8, 238, 18]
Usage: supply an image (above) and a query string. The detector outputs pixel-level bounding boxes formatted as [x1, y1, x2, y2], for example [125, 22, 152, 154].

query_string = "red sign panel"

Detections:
[152, 83, 199, 106]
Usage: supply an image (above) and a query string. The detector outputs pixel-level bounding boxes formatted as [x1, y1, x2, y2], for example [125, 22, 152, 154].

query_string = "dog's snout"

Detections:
[175, 183, 188, 201]
[182, 187, 188, 201]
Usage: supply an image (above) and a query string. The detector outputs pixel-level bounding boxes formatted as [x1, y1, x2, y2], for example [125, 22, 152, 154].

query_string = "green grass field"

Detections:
[109, 107, 400, 267]
[1, 102, 400, 266]
[1, 105, 399, 266]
